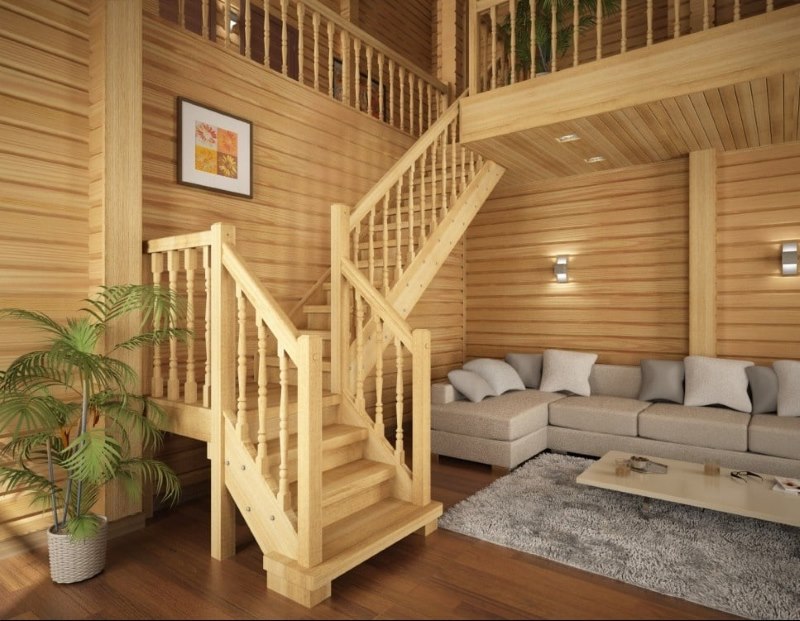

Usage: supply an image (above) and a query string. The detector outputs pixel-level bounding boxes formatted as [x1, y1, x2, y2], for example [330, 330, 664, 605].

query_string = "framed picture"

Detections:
[177, 97, 253, 198]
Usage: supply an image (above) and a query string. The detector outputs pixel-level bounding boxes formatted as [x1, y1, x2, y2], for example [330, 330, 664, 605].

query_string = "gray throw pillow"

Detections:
[773, 360, 800, 417]
[463, 358, 525, 395]
[447, 369, 496, 403]
[683, 356, 754, 413]
[638, 359, 684, 403]
[504, 353, 543, 389]
[539, 349, 598, 397]
[746, 365, 778, 414]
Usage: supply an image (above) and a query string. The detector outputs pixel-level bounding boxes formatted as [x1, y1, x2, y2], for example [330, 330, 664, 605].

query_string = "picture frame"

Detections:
[177, 97, 253, 198]
[332, 58, 388, 123]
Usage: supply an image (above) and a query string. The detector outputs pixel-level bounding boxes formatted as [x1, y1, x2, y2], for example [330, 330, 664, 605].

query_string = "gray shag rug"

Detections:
[439, 452, 800, 620]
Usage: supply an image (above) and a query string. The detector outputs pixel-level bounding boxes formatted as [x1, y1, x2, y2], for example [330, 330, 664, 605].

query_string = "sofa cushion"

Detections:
[463, 358, 526, 395]
[638, 402, 750, 452]
[746, 365, 778, 414]
[588, 364, 642, 399]
[683, 355, 754, 413]
[504, 353, 543, 389]
[748, 414, 800, 460]
[639, 359, 684, 403]
[447, 369, 495, 403]
[548, 395, 649, 437]
[431, 390, 563, 442]
[539, 349, 598, 396]
[773, 360, 800, 417]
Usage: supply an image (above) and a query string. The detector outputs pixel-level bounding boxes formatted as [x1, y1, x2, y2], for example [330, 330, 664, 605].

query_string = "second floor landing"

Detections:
[460, 4, 800, 181]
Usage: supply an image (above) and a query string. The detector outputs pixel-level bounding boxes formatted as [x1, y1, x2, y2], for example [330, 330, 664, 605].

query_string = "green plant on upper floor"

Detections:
[0, 284, 186, 541]
[499, 0, 622, 77]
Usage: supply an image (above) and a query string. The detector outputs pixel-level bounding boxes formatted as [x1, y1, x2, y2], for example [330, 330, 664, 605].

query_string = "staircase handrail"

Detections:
[350, 90, 469, 229]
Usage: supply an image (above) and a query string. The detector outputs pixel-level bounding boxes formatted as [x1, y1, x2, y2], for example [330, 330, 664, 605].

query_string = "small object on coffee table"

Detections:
[615, 458, 631, 477]
[704, 458, 720, 476]
[630, 455, 668, 474]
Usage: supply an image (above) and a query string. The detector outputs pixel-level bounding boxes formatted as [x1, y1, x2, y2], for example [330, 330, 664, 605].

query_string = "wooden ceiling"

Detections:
[465, 70, 800, 183]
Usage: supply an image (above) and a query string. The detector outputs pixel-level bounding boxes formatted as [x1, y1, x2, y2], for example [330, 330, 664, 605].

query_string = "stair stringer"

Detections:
[222, 416, 299, 559]
[336, 393, 413, 502]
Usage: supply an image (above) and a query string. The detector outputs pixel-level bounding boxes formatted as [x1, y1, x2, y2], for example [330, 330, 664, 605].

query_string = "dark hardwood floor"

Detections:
[0, 455, 738, 620]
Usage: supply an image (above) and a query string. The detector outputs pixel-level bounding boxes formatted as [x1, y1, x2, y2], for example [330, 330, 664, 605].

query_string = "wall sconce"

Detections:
[554, 255, 569, 283]
[782, 242, 798, 276]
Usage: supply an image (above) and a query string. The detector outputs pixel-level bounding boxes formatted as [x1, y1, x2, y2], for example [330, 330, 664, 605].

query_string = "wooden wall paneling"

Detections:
[688, 149, 717, 357]
[466, 160, 690, 366]
[356, 0, 434, 74]
[716, 142, 800, 365]
[0, 0, 91, 544]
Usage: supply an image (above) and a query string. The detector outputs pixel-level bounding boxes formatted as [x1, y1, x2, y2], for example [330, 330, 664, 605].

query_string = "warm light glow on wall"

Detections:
[554, 255, 569, 283]
[782, 242, 798, 276]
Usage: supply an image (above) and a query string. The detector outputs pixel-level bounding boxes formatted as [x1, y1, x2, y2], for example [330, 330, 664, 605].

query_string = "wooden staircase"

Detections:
[144, 95, 503, 608]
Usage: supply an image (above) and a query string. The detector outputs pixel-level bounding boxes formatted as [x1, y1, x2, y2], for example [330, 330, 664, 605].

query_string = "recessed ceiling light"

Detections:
[584, 155, 606, 164]
[556, 133, 581, 143]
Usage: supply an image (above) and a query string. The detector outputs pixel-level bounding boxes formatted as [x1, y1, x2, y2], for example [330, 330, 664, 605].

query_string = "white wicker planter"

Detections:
[47, 515, 108, 584]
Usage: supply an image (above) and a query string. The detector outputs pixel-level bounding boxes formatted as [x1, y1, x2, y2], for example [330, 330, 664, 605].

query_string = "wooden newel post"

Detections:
[330, 204, 351, 395]
[297, 333, 323, 568]
[411, 329, 431, 506]
[210, 222, 237, 560]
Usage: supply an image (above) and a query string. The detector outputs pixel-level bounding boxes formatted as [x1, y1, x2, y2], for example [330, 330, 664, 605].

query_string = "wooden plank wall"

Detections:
[356, 0, 434, 74]
[465, 160, 691, 366]
[0, 0, 91, 543]
[716, 141, 800, 364]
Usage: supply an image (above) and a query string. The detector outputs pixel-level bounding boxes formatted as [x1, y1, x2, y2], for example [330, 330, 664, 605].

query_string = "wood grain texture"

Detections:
[716, 141, 800, 365]
[688, 149, 716, 356]
[466, 160, 690, 366]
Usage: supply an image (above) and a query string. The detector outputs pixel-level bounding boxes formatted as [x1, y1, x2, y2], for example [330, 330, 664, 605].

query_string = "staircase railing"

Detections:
[469, 0, 786, 94]
[145, 223, 324, 568]
[148, 0, 449, 137]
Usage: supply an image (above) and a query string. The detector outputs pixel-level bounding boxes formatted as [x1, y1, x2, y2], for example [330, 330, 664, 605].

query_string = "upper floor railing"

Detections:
[469, 0, 794, 94]
[149, 0, 449, 137]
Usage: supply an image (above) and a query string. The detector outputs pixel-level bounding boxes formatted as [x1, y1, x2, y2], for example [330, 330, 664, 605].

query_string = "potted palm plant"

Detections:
[0, 284, 184, 583]
[499, 0, 621, 77]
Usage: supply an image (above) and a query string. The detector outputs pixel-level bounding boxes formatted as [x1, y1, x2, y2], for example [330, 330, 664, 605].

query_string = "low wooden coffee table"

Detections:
[576, 450, 800, 528]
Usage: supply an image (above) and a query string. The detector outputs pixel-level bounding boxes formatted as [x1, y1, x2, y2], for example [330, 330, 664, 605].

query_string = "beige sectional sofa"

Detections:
[431, 362, 800, 478]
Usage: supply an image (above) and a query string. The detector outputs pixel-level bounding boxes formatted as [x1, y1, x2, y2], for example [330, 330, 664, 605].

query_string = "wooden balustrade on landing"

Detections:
[469, 0, 788, 94]
[150, 0, 448, 137]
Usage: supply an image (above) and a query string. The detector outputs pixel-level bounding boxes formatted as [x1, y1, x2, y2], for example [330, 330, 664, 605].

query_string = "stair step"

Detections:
[299, 329, 331, 340]
[303, 305, 331, 314]
[265, 424, 367, 468]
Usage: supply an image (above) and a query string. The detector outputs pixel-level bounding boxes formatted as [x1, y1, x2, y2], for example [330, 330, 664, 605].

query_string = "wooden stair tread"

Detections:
[302, 305, 331, 313]
[264, 356, 331, 371]
[298, 329, 331, 339]
[265, 423, 367, 461]
[318, 459, 395, 507]
[243, 390, 340, 411]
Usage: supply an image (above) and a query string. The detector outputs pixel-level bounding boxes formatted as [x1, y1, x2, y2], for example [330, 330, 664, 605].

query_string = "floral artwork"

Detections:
[178, 98, 252, 198]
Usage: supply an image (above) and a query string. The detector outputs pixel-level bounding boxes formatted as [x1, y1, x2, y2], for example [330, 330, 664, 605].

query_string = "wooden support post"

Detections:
[411, 329, 431, 506]
[468, 0, 478, 94]
[330, 204, 351, 394]
[210, 222, 237, 560]
[689, 150, 717, 357]
[438, 0, 457, 101]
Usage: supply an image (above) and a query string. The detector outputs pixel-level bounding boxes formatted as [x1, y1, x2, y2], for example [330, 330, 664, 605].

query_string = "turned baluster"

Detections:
[490, 5, 497, 90]
[263, 0, 270, 67]
[460, 145, 466, 194]
[223, 0, 231, 46]
[340, 31, 350, 106]
[150, 252, 164, 398]
[426, 84, 433, 130]
[450, 119, 457, 203]
[296, 2, 305, 85]
[352, 220, 361, 266]
[256, 317, 269, 475]
[408, 161, 415, 263]
[395, 177, 403, 281]
[574, 0, 579, 67]
[596, 0, 603, 60]
[767, 0, 773, 11]
[354, 38, 362, 112]
[277, 346, 290, 510]
[368, 206, 376, 287]
[647, 0, 653, 45]
[236, 285, 249, 441]
[420, 150, 428, 247]
[312, 12, 320, 91]
[184, 248, 198, 404]
[374, 318, 385, 436]
[530, 0, 536, 78]
[510, 0, 516, 83]
[178, 0, 185, 30]
[378, 53, 385, 123]
[280, 0, 288, 75]
[673, 0, 680, 38]
[202, 0, 209, 39]
[394, 336, 404, 464]
[621, 0, 627, 52]
[551, 0, 557, 72]
[167, 250, 180, 401]
[327, 20, 335, 97]
[202, 246, 211, 407]
[355, 291, 365, 411]
[245, 0, 252, 59]
[417, 78, 424, 136]
[470, 148, 476, 181]
[399, 66, 406, 132]
[382, 194, 390, 296]
[431, 138, 438, 230]
[366, 46, 374, 118]
[734, 0, 740, 20]
[440, 130, 448, 220]
[408, 72, 415, 135]
[703, 0, 709, 30]
[388, 59, 396, 127]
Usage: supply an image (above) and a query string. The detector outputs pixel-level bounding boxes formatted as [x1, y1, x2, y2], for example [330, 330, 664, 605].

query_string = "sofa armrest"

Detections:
[432, 382, 464, 404]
